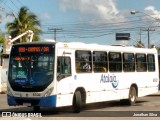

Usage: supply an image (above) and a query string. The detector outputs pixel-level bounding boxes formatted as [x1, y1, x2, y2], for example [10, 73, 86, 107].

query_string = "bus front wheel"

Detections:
[128, 86, 137, 105]
[33, 106, 40, 112]
[72, 91, 82, 113]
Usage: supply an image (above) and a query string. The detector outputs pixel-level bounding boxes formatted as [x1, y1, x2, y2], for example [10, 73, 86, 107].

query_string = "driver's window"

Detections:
[57, 57, 71, 81]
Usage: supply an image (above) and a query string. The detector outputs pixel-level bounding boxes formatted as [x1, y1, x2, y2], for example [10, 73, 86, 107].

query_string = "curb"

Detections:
[147, 91, 160, 96]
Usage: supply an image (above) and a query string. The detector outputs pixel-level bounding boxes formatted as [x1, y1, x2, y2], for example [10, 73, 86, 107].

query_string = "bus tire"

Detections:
[128, 86, 137, 105]
[33, 106, 40, 112]
[72, 91, 82, 113]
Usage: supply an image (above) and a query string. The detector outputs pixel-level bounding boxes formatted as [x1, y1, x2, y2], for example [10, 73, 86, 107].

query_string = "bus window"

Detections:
[109, 52, 122, 72]
[75, 50, 92, 73]
[123, 53, 135, 72]
[136, 54, 147, 72]
[57, 57, 71, 81]
[147, 54, 155, 71]
[93, 51, 108, 72]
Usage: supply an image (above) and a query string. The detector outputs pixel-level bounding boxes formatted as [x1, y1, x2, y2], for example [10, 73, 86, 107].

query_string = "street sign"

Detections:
[116, 33, 130, 40]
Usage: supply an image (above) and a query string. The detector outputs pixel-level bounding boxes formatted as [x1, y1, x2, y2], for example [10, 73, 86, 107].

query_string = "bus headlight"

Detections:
[7, 87, 13, 96]
[43, 87, 54, 97]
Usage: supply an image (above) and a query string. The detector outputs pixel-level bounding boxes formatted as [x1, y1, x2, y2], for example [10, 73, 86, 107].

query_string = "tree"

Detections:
[0, 33, 5, 53]
[156, 45, 160, 51]
[150, 44, 156, 48]
[6, 6, 41, 43]
[134, 41, 145, 48]
[0, 34, 5, 43]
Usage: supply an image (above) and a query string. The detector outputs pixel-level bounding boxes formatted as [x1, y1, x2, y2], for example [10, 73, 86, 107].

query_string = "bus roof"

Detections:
[55, 41, 157, 54]
[12, 40, 158, 54]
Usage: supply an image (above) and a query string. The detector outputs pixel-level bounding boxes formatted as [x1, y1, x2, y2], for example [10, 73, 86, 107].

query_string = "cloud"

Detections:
[144, 6, 160, 20]
[59, 0, 125, 22]
[39, 12, 52, 20]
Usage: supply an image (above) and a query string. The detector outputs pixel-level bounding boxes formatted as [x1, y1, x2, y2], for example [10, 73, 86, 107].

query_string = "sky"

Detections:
[1, 0, 160, 47]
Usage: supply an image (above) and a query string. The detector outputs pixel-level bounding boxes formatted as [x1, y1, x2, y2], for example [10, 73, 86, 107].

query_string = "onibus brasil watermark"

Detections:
[2, 112, 42, 118]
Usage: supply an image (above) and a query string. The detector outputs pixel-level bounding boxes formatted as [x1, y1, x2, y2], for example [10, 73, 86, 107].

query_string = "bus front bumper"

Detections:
[7, 95, 57, 107]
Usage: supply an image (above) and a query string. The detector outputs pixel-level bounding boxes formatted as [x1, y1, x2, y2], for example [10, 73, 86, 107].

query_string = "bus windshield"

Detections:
[8, 44, 55, 92]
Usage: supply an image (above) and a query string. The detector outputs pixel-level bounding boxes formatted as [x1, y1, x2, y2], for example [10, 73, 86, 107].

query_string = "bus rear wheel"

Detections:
[72, 91, 82, 113]
[128, 86, 137, 105]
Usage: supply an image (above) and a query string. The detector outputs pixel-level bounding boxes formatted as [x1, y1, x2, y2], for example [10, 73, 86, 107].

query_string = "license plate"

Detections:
[23, 103, 31, 106]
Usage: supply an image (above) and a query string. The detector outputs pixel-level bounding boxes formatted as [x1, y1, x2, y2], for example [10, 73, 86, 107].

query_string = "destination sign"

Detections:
[18, 46, 49, 53]
[15, 57, 30, 61]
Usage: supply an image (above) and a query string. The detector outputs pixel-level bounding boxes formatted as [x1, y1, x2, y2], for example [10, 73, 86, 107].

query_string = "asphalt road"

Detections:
[0, 92, 160, 120]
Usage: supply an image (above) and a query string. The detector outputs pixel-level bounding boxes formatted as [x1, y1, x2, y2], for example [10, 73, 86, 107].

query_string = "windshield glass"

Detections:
[8, 44, 55, 92]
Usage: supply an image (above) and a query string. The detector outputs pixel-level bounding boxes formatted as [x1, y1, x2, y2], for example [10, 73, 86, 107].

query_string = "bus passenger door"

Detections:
[56, 48, 74, 106]
[56, 48, 73, 80]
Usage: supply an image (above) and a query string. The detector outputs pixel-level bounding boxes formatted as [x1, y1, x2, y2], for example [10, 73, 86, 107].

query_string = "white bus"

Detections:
[7, 41, 159, 113]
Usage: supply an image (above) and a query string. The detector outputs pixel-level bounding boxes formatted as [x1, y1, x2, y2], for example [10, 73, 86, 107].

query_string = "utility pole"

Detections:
[139, 29, 142, 43]
[141, 28, 155, 48]
[48, 28, 62, 41]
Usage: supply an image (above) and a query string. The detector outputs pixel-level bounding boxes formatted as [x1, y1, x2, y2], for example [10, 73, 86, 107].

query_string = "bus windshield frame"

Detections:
[8, 44, 55, 92]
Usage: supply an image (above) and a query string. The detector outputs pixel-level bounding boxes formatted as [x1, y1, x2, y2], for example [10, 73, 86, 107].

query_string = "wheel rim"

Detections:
[130, 88, 136, 102]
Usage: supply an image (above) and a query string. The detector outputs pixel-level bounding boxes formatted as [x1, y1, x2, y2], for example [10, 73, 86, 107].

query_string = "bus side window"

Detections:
[136, 54, 147, 72]
[57, 57, 71, 81]
[123, 53, 135, 72]
[109, 52, 122, 72]
[147, 54, 155, 71]
[93, 51, 108, 73]
[75, 50, 92, 73]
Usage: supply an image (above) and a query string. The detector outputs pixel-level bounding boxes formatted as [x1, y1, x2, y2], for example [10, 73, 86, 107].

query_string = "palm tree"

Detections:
[0, 32, 5, 53]
[0, 30, 5, 43]
[6, 6, 41, 43]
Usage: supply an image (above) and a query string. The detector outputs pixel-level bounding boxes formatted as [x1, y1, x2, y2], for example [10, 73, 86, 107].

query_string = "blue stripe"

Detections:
[7, 95, 57, 107]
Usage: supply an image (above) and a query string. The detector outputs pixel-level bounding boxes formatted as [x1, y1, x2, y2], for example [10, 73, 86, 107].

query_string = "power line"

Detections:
[41, 19, 159, 37]
[141, 28, 155, 48]
[10, 0, 19, 10]
[48, 28, 62, 41]
[16, 0, 23, 6]
[1, 0, 18, 17]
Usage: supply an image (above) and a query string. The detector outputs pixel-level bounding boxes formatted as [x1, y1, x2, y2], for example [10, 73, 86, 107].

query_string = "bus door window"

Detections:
[57, 56, 71, 81]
